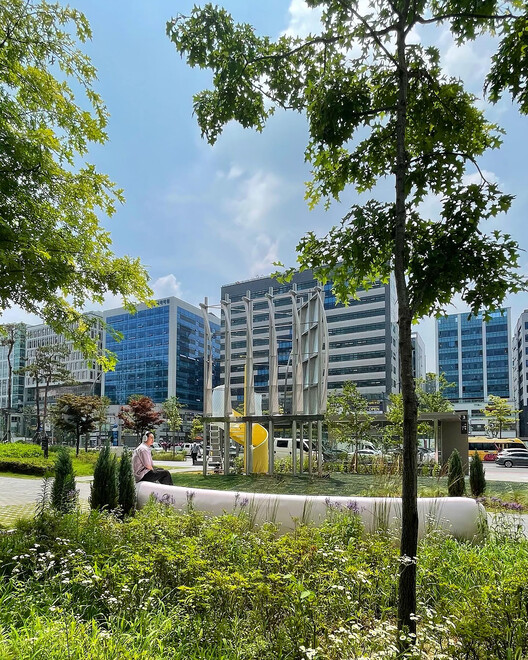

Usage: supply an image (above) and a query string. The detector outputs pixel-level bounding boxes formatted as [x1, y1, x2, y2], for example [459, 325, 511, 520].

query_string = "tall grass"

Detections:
[1, 499, 528, 658]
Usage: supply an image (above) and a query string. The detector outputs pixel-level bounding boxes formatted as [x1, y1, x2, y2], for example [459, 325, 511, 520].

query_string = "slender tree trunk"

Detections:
[394, 15, 419, 638]
[42, 381, 49, 458]
[6, 334, 13, 443]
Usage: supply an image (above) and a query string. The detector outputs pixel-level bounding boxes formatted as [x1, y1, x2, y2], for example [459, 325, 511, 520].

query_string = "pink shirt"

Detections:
[132, 443, 153, 482]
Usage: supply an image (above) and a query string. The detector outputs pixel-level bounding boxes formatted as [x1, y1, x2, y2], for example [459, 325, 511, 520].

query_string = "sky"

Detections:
[4, 0, 528, 371]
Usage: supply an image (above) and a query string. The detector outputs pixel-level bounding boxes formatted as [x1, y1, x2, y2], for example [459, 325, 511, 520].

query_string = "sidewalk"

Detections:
[0, 458, 203, 527]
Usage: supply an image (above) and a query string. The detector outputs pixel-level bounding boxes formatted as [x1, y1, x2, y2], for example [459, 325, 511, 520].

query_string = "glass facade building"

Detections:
[437, 310, 511, 402]
[436, 309, 513, 435]
[103, 297, 220, 411]
[512, 310, 528, 437]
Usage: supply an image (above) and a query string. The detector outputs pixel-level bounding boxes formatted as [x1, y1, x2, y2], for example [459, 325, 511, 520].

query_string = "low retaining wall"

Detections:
[136, 482, 485, 540]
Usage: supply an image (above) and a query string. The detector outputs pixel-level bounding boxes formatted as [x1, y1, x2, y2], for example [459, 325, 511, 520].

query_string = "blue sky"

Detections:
[5, 0, 528, 370]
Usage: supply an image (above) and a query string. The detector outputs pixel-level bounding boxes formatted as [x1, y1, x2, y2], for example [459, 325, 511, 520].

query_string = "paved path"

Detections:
[0, 458, 203, 527]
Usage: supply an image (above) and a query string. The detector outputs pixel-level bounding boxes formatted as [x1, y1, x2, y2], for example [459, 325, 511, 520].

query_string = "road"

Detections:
[480, 462, 528, 483]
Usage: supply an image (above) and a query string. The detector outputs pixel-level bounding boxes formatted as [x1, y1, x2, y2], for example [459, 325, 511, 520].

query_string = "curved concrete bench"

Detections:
[136, 482, 485, 540]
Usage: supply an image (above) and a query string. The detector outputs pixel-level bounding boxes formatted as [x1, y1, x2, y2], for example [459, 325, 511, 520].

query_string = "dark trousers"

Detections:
[191, 452, 198, 465]
[141, 468, 173, 486]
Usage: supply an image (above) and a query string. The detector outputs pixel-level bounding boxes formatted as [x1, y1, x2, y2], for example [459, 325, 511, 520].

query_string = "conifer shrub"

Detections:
[90, 443, 118, 511]
[447, 448, 466, 497]
[118, 447, 136, 517]
[469, 451, 486, 497]
[51, 447, 77, 512]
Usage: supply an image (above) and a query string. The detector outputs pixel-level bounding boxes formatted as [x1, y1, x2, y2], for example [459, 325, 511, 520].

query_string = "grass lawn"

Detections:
[0, 471, 40, 480]
[170, 472, 528, 513]
[171, 471, 528, 502]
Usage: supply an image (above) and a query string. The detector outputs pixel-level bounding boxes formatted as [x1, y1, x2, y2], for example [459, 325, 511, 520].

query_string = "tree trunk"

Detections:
[6, 334, 13, 443]
[42, 382, 50, 458]
[394, 17, 419, 638]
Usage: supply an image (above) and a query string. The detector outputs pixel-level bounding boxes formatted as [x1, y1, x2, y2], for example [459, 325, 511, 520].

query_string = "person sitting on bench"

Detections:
[132, 432, 173, 486]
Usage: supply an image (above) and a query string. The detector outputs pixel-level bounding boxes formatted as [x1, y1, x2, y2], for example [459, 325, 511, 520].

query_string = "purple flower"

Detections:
[346, 500, 359, 513]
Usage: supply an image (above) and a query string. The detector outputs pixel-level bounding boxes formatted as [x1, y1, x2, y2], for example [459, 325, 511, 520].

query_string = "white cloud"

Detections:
[0, 306, 41, 326]
[248, 235, 280, 278]
[228, 170, 283, 229]
[151, 274, 183, 300]
[463, 169, 499, 186]
[282, 0, 322, 38]
[227, 165, 244, 180]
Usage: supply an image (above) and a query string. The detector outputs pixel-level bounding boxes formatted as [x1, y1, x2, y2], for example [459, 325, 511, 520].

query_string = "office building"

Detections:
[0, 324, 27, 438]
[220, 271, 399, 412]
[436, 309, 513, 435]
[24, 316, 104, 398]
[411, 332, 426, 381]
[512, 310, 528, 437]
[103, 297, 220, 412]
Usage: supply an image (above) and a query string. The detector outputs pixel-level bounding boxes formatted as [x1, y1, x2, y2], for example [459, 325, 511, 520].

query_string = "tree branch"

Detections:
[415, 11, 516, 26]
[347, 4, 399, 66]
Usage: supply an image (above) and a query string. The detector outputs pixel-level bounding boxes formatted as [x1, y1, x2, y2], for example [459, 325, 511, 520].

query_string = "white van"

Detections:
[274, 437, 315, 459]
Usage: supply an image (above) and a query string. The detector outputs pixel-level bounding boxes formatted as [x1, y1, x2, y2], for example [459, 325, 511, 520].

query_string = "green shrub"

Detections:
[118, 448, 136, 517]
[156, 450, 186, 461]
[0, 459, 52, 475]
[50, 447, 76, 513]
[3, 504, 528, 659]
[447, 448, 466, 497]
[90, 444, 118, 511]
[469, 451, 486, 497]
[0, 442, 43, 459]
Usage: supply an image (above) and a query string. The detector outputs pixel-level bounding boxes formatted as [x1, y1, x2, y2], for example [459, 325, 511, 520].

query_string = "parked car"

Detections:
[495, 450, 528, 468]
[497, 447, 528, 456]
[417, 447, 436, 465]
[385, 447, 436, 465]
[150, 442, 164, 453]
[355, 448, 380, 456]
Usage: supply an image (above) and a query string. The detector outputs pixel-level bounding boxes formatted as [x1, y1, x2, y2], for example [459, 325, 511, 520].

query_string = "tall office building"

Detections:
[411, 332, 426, 381]
[0, 324, 27, 437]
[436, 309, 512, 435]
[25, 316, 104, 398]
[512, 310, 528, 437]
[103, 297, 220, 412]
[221, 271, 399, 412]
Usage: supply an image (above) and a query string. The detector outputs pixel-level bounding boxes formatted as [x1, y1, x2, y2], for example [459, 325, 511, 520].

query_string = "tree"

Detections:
[190, 416, 203, 441]
[469, 451, 486, 497]
[0, 323, 25, 442]
[383, 373, 453, 448]
[162, 396, 183, 446]
[0, 0, 152, 368]
[18, 344, 75, 457]
[483, 395, 520, 439]
[118, 448, 136, 517]
[93, 396, 111, 451]
[90, 443, 118, 511]
[168, 1, 527, 635]
[51, 447, 76, 513]
[447, 449, 466, 497]
[417, 373, 454, 414]
[52, 394, 106, 456]
[326, 382, 373, 471]
[118, 395, 164, 441]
